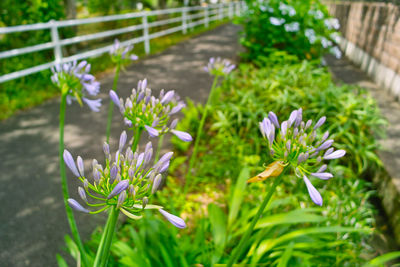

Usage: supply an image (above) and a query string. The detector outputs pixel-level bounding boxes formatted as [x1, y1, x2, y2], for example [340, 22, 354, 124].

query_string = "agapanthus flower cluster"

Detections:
[203, 57, 236, 76]
[278, 2, 296, 17]
[110, 39, 139, 63]
[270, 17, 285, 26]
[255, 108, 346, 206]
[109, 79, 192, 141]
[64, 131, 186, 228]
[51, 60, 101, 112]
[284, 22, 300, 32]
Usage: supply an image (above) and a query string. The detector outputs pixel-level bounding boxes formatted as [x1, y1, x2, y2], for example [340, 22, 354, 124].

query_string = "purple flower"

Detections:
[63, 149, 80, 177]
[310, 172, 333, 180]
[268, 111, 280, 128]
[109, 90, 120, 107]
[107, 180, 129, 199]
[324, 150, 346, 160]
[68, 198, 90, 213]
[145, 125, 159, 137]
[82, 98, 101, 112]
[170, 102, 185, 115]
[303, 176, 323, 206]
[158, 209, 186, 229]
[171, 130, 192, 142]
[119, 131, 127, 152]
[152, 174, 162, 194]
[77, 156, 84, 177]
[78, 186, 87, 202]
[161, 90, 175, 105]
[314, 116, 326, 129]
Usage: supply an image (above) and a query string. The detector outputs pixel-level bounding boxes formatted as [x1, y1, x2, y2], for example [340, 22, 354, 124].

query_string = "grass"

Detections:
[0, 19, 229, 121]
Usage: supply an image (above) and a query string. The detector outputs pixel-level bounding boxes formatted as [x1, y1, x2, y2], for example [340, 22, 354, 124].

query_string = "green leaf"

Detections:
[228, 166, 250, 228]
[363, 251, 400, 267]
[56, 254, 68, 267]
[277, 241, 294, 267]
[208, 203, 227, 264]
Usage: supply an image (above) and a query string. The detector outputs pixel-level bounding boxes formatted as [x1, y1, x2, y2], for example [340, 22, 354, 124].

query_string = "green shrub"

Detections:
[238, 0, 342, 63]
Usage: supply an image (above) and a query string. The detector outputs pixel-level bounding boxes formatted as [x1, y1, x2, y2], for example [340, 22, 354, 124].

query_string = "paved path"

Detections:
[0, 23, 241, 267]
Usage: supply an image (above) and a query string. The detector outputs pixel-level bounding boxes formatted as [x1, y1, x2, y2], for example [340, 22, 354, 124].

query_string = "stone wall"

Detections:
[327, 1, 400, 98]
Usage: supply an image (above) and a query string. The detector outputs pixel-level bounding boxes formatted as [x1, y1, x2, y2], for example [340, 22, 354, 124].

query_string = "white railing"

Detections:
[0, 2, 245, 84]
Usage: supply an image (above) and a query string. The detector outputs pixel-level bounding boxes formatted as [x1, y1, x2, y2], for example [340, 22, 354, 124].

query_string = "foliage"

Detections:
[237, 0, 342, 63]
[71, 52, 390, 266]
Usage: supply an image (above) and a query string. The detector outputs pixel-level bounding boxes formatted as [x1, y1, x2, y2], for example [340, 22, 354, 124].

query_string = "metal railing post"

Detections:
[50, 20, 63, 64]
[142, 14, 150, 54]
[182, 7, 187, 34]
[204, 6, 209, 28]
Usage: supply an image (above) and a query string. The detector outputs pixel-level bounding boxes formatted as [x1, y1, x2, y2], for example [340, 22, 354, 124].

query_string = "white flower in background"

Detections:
[270, 17, 285, 26]
[330, 32, 341, 44]
[279, 3, 296, 16]
[284, 22, 300, 32]
[309, 9, 324, 20]
[324, 18, 340, 30]
[305, 29, 317, 44]
[321, 37, 333, 48]
[330, 46, 342, 59]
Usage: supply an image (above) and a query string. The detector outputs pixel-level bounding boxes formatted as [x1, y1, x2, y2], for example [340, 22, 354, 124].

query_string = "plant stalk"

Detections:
[93, 206, 119, 267]
[106, 63, 121, 143]
[184, 75, 219, 193]
[226, 173, 284, 266]
[59, 93, 89, 267]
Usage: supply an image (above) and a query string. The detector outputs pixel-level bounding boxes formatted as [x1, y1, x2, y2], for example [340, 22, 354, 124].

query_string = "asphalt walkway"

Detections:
[0, 23, 241, 267]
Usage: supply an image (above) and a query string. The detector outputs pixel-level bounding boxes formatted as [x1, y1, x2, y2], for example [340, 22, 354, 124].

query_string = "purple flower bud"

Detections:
[103, 142, 110, 157]
[82, 98, 102, 112]
[68, 198, 89, 213]
[293, 128, 299, 138]
[317, 139, 334, 151]
[119, 131, 127, 152]
[311, 172, 333, 180]
[93, 169, 101, 183]
[141, 79, 147, 91]
[124, 118, 133, 127]
[157, 152, 173, 165]
[298, 152, 309, 164]
[145, 125, 159, 137]
[295, 108, 302, 127]
[131, 54, 139, 61]
[117, 191, 127, 209]
[286, 140, 291, 151]
[170, 102, 185, 115]
[288, 110, 298, 127]
[136, 153, 144, 169]
[76, 156, 85, 177]
[137, 92, 145, 103]
[268, 111, 280, 128]
[107, 180, 129, 199]
[170, 119, 178, 129]
[161, 90, 175, 105]
[317, 164, 327, 173]
[159, 209, 186, 229]
[305, 119, 312, 129]
[63, 150, 80, 177]
[314, 116, 326, 129]
[324, 150, 346, 160]
[128, 167, 135, 180]
[159, 161, 170, 173]
[171, 130, 192, 142]
[324, 148, 334, 157]
[303, 175, 323, 206]
[78, 186, 87, 202]
[110, 164, 118, 184]
[109, 90, 120, 107]
[321, 131, 329, 142]
[129, 184, 136, 198]
[144, 148, 153, 164]
[152, 174, 162, 194]
[281, 121, 288, 138]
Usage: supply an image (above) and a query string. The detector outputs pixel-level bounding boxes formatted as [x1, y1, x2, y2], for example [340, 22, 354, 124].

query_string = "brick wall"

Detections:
[328, 2, 400, 97]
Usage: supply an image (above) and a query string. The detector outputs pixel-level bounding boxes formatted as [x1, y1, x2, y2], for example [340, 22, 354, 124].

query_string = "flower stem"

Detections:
[106, 64, 121, 143]
[132, 128, 143, 152]
[93, 206, 119, 267]
[59, 93, 89, 267]
[226, 173, 284, 266]
[154, 134, 164, 162]
[184, 75, 219, 194]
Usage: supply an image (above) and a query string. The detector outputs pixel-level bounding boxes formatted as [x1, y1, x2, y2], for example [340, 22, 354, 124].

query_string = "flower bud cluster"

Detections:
[109, 79, 192, 142]
[203, 57, 236, 76]
[259, 108, 346, 206]
[109, 39, 139, 64]
[51, 60, 102, 112]
[64, 131, 186, 228]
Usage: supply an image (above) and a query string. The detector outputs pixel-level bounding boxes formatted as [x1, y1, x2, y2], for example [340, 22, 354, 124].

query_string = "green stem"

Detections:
[154, 134, 164, 162]
[59, 93, 89, 267]
[226, 173, 284, 267]
[106, 64, 121, 143]
[132, 128, 143, 152]
[93, 206, 119, 267]
[184, 76, 219, 194]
